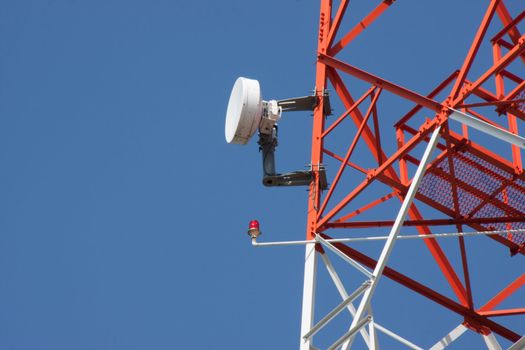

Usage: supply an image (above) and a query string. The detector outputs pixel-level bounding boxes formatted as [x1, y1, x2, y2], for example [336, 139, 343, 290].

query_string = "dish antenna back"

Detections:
[225, 76, 327, 188]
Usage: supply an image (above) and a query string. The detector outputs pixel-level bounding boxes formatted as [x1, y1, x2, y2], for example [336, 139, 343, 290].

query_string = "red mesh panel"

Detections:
[417, 149, 525, 247]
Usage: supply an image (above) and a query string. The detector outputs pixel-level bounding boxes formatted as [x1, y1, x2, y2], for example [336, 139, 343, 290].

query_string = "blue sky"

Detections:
[0, 1, 523, 349]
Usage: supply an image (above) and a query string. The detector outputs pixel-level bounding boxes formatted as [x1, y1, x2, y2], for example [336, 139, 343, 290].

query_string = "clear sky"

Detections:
[0, 1, 523, 349]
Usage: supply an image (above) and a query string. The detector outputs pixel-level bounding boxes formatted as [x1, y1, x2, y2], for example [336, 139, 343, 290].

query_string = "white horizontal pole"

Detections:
[327, 316, 372, 350]
[250, 229, 520, 247]
[303, 280, 371, 340]
[449, 108, 525, 149]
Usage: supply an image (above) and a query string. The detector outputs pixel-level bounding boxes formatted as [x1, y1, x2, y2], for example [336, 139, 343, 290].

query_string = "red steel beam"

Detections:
[325, 144, 525, 257]
[323, 72, 469, 303]
[458, 235, 474, 309]
[397, 128, 409, 184]
[500, 69, 524, 84]
[320, 25, 517, 254]
[323, 148, 368, 174]
[305, 0, 331, 241]
[496, 38, 525, 64]
[479, 274, 525, 312]
[371, 99, 383, 164]
[320, 234, 521, 342]
[469, 79, 525, 121]
[321, 85, 376, 138]
[335, 192, 396, 223]
[320, 53, 444, 112]
[316, 118, 438, 228]
[449, 0, 501, 100]
[503, 79, 525, 102]
[452, 33, 525, 107]
[326, 0, 350, 49]
[327, 68, 387, 153]
[317, 89, 382, 220]
[459, 99, 525, 109]
[324, 142, 525, 255]
[397, 75, 523, 121]
[329, 0, 394, 56]
[395, 70, 459, 128]
[478, 308, 525, 317]
[325, 116, 525, 255]
[493, 7, 525, 43]
[495, 3, 525, 65]
[325, 217, 525, 229]
[442, 125, 474, 308]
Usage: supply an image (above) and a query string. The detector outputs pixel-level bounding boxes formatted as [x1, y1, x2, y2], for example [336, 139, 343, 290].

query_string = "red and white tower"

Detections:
[230, 1, 525, 349]
[297, 1, 525, 349]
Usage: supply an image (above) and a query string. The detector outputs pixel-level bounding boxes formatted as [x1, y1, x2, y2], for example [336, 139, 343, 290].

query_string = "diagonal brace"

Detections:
[302, 280, 371, 340]
[316, 235, 373, 278]
[342, 125, 443, 349]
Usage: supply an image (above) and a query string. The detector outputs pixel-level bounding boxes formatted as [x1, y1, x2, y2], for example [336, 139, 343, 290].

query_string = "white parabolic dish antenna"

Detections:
[224, 76, 326, 188]
[225, 77, 262, 144]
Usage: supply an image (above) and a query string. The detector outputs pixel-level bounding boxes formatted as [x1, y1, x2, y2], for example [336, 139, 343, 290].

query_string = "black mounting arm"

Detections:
[277, 93, 332, 115]
[258, 126, 327, 189]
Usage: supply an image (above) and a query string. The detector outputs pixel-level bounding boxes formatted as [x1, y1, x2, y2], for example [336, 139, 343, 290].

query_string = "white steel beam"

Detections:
[369, 320, 378, 350]
[508, 336, 525, 350]
[300, 244, 318, 350]
[483, 333, 503, 350]
[375, 324, 424, 350]
[368, 307, 379, 350]
[342, 125, 443, 349]
[328, 316, 372, 350]
[321, 252, 422, 350]
[320, 253, 372, 348]
[316, 235, 373, 278]
[251, 228, 522, 247]
[449, 108, 525, 149]
[303, 281, 371, 340]
[429, 324, 468, 350]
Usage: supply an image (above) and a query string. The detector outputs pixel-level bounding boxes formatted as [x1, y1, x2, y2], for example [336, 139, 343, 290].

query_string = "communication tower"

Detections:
[226, 1, 525, 349]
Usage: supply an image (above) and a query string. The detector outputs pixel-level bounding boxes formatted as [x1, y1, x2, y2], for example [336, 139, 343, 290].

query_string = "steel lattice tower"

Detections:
[291, 1, 525, 349]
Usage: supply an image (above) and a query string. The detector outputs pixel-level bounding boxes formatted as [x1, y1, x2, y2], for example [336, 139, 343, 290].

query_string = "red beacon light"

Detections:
[247, 220, 261, 238]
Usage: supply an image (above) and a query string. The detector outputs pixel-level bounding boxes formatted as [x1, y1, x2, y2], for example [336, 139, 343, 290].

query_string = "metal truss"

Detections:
[297, 1, 525, 349]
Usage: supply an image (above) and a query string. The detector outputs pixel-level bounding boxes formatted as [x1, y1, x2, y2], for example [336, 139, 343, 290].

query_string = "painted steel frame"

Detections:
[299, 1, 525, 349]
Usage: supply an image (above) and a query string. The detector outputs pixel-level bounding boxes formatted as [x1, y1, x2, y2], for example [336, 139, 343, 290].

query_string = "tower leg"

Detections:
[429, 324, 468, 350]
[482, 333, 502, 350]
[300, 244, 318, 350]
[301, 0, 330, 348]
